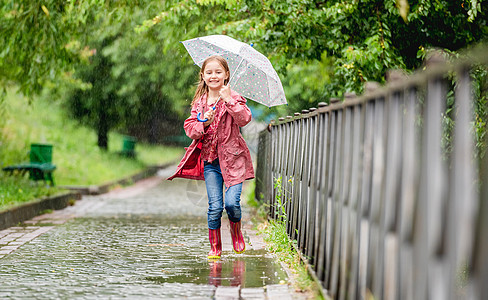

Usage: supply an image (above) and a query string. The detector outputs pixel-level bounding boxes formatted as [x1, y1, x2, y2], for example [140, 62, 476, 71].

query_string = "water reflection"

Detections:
[208, 260, 222, 286]
[230, 259, 245, 286]
[208, 259, 246, 287]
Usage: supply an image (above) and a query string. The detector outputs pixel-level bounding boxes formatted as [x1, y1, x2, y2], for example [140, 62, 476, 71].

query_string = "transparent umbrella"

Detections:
[181, 35, 287, 111]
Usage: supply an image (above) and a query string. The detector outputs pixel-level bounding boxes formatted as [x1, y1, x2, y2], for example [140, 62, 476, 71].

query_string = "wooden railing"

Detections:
[255, 49, 488, 299]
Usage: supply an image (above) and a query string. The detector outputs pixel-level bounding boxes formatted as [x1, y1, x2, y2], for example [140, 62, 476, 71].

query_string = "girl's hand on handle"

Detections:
[219, 85, 232, 103]
[203, 109, 215, 127]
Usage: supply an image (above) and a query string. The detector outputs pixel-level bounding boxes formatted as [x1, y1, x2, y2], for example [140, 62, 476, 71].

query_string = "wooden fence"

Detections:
[255, 49, 488, 299]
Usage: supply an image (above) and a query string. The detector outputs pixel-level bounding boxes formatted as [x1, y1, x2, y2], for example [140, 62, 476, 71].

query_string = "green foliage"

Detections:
[2, 0, 487, 114]
[425, 49, 488, 160]
[472, 65, 488, 159]
[273, 176, 288, 222]
[3, 0, 486, 127]
[256, 176, 290, 252]
[281, 54, 333, 113]
[0, 0, 105, 96]
[136, 0, 488, 161]
[139, 0, 487, 115]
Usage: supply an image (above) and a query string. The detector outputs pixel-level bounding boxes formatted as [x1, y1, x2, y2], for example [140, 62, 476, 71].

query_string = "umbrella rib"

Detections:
[228, 56, 246, 85]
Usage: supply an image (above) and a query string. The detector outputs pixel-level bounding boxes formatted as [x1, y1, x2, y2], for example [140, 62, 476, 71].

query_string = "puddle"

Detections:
[145, 249, 287, 287]
[0, 216, 288, 298]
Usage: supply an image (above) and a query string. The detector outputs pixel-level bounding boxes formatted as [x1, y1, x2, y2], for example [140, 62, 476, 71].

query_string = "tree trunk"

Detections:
[97, 97, 110, 150]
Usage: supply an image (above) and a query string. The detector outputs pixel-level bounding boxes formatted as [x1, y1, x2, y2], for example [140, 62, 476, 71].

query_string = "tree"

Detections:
[68, 38, 122, 150]
[104, 16, 196, 144]
[63, 1, 197, 148]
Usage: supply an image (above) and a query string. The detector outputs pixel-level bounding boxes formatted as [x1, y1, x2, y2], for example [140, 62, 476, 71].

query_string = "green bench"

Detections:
[2, 143, 56, 186]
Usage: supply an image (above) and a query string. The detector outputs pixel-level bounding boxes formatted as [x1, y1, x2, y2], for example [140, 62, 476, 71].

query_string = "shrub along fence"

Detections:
[255, 49, 487, 300]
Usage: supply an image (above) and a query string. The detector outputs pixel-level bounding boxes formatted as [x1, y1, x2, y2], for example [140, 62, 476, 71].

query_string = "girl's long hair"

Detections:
[190, 55, 230, 107]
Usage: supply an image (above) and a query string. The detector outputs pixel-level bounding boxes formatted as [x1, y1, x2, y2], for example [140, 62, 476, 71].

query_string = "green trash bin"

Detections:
[121, 136, 137, 158]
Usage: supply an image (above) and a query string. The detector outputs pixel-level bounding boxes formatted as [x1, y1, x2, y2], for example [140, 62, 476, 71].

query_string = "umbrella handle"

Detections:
[197, 112, 207, 122]
[197, 105, 217, 122]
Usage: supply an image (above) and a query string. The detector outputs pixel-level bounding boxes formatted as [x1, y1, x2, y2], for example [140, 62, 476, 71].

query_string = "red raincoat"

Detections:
[167, 90, 255, 187]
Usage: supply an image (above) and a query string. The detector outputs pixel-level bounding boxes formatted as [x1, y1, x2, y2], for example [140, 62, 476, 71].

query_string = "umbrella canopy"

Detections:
[181, 35, 287, 107]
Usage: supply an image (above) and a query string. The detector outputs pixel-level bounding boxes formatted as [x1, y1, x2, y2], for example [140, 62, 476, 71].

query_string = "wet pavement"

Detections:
[0, 168, 307, 299]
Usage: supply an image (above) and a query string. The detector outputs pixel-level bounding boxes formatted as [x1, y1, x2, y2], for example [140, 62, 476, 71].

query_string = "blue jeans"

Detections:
[204, 159, 243, 230]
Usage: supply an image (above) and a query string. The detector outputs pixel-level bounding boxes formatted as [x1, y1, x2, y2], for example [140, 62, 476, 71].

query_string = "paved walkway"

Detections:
[0, 167, 309, 299]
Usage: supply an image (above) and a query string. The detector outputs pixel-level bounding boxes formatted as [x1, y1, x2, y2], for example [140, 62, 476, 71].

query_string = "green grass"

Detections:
[259, 220, 321, 294]
[0, 87, 184, 210]
[0, 175, 61, 210]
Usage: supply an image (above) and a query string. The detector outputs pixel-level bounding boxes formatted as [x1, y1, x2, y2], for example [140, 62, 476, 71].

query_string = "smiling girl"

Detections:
[168, 55, 255, 259]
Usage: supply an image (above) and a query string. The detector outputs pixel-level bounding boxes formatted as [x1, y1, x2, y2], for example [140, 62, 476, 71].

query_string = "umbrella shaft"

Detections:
[212, 96, 221, 110]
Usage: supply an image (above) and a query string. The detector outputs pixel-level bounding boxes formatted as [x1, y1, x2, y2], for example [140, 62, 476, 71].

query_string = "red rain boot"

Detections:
[229, 220, 246, 254]
[208, 228, 222, 259]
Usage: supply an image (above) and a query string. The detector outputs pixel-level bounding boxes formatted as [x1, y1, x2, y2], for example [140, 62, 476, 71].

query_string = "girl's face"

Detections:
[202, 59, 229, 91]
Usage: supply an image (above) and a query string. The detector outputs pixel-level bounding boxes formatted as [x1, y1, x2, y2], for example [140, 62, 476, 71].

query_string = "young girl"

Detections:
[168, 55, 255, 259]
